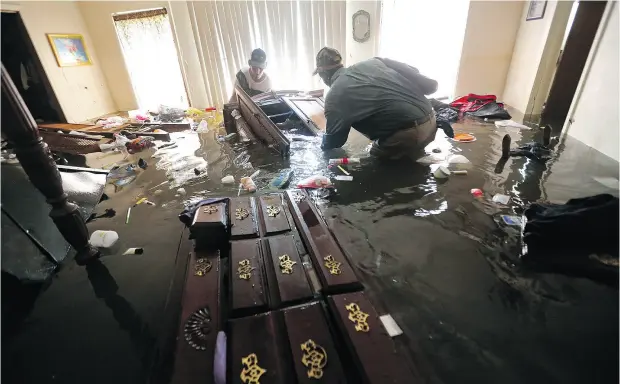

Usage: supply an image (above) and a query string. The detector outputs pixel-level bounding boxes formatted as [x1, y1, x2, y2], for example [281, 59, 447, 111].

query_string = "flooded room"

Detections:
[1, 1, 618, 383]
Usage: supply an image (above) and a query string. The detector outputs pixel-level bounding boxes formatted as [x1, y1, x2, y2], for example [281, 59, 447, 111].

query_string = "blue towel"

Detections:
[269, 169, 294, 189]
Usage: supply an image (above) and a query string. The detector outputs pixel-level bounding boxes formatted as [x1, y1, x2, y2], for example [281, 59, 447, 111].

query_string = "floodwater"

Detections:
[4, 117, 618, 384]
[149, 119, 619, 384]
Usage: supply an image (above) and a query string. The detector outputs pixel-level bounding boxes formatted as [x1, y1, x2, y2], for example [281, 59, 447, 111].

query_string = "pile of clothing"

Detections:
[510, 142, 552, 163]
[450, 94, 511, 120]
[430, 99, 457, 138]
[521, 194, 619, 283]
[430, 98, 458, 123]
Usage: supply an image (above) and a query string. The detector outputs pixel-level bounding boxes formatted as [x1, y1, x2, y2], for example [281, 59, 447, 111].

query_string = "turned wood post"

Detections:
[1, 64, 99, 265]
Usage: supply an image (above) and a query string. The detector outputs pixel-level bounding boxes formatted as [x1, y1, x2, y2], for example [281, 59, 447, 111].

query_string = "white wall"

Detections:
[77, 1, 211, 110]
[2, 1, 116, 122]
[563, 1, 619, 161]
[77, 1, 167, 111]
[502, 1, 562, 113]
[454, 1, 524, 98]
[345, 1, 381, 65]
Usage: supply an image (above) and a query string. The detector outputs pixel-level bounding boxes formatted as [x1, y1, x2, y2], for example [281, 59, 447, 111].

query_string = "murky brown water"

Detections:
[131, 118, 619, 383]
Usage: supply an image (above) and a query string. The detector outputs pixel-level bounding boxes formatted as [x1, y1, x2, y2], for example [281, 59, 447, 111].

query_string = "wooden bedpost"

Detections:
[1, 64, 99, 265]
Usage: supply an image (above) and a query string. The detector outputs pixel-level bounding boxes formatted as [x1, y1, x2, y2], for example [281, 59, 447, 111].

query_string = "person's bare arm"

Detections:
[377, 57, 438, 95]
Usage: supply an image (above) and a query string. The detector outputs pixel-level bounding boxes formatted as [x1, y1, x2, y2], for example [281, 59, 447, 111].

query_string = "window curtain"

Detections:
[186, 0, 346, 107]
[114, 8, 189, 110]
[380, 0, 470, 99]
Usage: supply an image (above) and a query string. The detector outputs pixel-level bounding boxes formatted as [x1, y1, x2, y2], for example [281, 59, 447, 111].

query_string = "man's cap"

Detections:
[312, 47, 343, 75]
[248, 48, 267, 69]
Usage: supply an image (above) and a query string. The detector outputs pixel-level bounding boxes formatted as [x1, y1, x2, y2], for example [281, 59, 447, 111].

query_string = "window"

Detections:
[380, 0, 470, 99]
[113, 8, 188, 110]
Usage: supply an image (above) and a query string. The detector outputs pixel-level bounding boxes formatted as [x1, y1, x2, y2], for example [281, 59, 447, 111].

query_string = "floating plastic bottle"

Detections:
[240, 176, 256, 192]
[328, 157, 360, 165]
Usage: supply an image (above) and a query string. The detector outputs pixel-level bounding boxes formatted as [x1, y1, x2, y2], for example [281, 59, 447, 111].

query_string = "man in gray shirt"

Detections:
[313, 47, 438, 159]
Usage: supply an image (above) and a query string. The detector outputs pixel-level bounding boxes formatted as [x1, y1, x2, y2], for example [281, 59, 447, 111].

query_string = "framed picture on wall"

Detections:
[526, 1, 547, 21]
[46, 34, 92, 67]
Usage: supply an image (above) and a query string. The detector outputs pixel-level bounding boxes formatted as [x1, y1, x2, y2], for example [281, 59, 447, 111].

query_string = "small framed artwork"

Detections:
[526, 1, 547, 21]
[46, 34, 92, 67]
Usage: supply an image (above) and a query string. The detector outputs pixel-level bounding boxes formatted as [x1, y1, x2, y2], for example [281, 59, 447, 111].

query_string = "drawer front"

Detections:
[259, 194, 291, 235]
[328, 292, 414, 384]
[263, 235, 314, 307]
[229, 311, 294, 384]
[230, 197, 259, 240]
[191, 202, 229, 250]
[283, 302, 347, 384]
[230, 239, 267, 317]
[285, 190, 362, 294]
[171, 251, 220, 384]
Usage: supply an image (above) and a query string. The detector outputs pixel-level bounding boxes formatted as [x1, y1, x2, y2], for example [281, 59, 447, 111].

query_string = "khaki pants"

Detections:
[370, 115, 437, 160]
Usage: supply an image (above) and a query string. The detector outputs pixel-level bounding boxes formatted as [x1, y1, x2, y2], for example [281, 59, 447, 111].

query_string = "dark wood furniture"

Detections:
[1, 64, 99, 265]
[170, 192, 417, 383]
[234, 85, 290, 156]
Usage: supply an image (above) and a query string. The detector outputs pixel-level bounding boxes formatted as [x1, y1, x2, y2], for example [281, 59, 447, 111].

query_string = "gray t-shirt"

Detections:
[322, 58, 436, 149]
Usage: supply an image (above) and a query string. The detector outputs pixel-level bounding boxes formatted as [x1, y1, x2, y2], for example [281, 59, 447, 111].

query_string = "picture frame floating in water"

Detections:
[526, 1, 547, 21]
[47, 34, 92, 67]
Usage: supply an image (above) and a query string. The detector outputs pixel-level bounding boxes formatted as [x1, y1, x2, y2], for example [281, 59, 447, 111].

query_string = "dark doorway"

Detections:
[1, 12, 65, 123]
[541, 1, 607, 126]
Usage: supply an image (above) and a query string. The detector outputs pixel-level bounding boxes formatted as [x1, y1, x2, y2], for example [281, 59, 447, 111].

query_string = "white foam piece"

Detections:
[379, 314, 403, 337]
[335, 175, 353, 181]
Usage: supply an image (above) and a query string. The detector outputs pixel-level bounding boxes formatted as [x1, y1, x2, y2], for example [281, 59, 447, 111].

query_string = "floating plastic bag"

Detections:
[158, 104, 186, 122]
[89, 230, 119, 248]
[447, 154, 470, 164]
[494, 120, 531, 130]
[297, 175, 333, 189]
[196, 120, 209, 133]
[416, 153, 445, 165]
[97, 116, 127, 129]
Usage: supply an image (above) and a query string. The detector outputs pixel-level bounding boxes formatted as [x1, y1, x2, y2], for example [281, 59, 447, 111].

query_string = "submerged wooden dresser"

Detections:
[170, 190, 417, 384]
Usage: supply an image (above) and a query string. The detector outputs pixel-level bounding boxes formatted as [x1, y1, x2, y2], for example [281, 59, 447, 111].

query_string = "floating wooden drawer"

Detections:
[327, 292, 414, 384]
[285, 190, 362, 294]
[259, 194, 291, 235]
[191, 202, 228, 250]
[282, 302, 347, 384]
[262, 235, 314, 308]
[171, 251, 220, 384]
[229, 311, 295, 384]
[230, 197, 259, 240]
[229, 239, 267, 317]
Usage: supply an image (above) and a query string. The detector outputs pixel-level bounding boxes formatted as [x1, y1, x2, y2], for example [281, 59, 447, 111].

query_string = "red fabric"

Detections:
[450, 94, 505, 113]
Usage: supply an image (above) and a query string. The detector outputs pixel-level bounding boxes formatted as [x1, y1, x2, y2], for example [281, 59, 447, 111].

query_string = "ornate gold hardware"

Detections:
[240, 353, 266, 384]
[266, 205, 281, 217]
[194, 258, 212, 276]
[323, 255, 342, 275]
[345, 303, 370, 332]
[237, 259, 255, 280]
[235, 207, 250, 220]
[184, 307, 211, 350]
[301, 339, 327, 379]
[202, 205, 218, 214]
[278, 254, 297, 274]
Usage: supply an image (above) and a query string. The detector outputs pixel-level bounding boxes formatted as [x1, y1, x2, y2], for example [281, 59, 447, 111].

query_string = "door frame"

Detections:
[561, 1, 616, 136]
[541, 1, 607, 125]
